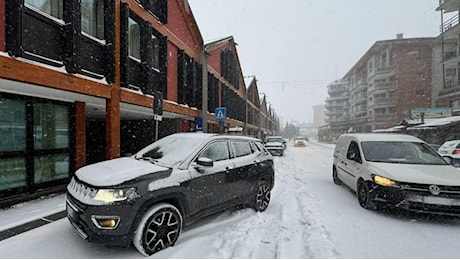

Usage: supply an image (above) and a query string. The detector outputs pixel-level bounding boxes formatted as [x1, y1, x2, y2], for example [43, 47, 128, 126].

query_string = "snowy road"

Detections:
[1, 141, 460, 258]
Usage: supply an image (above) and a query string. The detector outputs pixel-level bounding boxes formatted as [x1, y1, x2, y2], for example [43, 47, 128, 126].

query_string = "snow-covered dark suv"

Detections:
[66, 133, 274, 256]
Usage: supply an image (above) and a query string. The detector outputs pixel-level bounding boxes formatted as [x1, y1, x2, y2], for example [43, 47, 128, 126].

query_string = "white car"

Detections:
[264, 136, 285, 156]
[333, 133, 460, 215]
[438, 140, 460, 167]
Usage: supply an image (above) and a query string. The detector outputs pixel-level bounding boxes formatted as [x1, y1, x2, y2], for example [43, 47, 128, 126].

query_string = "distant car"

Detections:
[66, 133, 275, 256]
[333, 133, 460, 215]
[294, 137, 307, 147]
[264, 136, 285, 156]
[438, 140, 460, 167]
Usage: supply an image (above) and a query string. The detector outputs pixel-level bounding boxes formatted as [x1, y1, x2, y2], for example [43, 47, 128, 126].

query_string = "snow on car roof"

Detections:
[408, 116, 460, 128]
[342, 133, 423, 143]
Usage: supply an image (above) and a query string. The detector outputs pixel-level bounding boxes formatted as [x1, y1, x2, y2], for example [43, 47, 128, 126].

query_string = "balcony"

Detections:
[327, 86, 348, 94]
[370, 113, 397, 121]
[440, 13, 459, 33]
[326, 95, 349, 101]
[439, 79, 460, 96]
[325, 110, 343, 116]
[352, 95, 367, 104]
[375, 65, 396, 75]
[372, 97, 397, 107]
[368, 81, 397, 94]
[352, 81, 367, 93]
[325, 102, 349, 109]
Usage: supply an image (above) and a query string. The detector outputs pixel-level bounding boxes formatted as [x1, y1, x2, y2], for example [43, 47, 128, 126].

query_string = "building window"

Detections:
[0, 96, 72, 192]
[81, 0, 105, 40]
[34, 154, 69, 184]
[25, 0, 63, 19]
[151, 35, 160, 70]
[446, 68, 457, 77]
[415, 88, 425, 96]
[128, 18, 141, 60]
[33, 103, 69, 150]
[0, 99, 27, 191]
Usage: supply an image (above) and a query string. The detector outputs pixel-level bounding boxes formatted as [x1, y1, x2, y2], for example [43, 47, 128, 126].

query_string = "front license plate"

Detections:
[407, 195, 460, 206]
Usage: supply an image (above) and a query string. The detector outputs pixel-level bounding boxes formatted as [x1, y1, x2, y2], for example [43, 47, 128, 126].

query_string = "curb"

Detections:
[0, 211, 67, 241]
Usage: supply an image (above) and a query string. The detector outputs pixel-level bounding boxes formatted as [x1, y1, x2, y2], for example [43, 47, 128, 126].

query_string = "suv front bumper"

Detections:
[66, 193, 137, 247]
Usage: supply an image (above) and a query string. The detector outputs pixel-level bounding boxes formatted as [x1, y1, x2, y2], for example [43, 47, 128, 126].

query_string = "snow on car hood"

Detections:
[76, 157, 169, 187]
[368, 162, 460, 185]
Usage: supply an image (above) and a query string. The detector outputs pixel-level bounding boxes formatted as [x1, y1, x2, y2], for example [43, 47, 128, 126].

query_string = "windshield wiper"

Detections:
[138, 156, 159, 164]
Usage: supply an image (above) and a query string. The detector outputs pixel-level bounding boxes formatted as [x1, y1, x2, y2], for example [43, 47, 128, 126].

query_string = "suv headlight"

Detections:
[94, 188, 136, 203]
[372, 175, 399, 187]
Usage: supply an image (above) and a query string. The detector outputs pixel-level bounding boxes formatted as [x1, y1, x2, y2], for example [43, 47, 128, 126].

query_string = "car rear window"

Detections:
[233, 141, 252, 157]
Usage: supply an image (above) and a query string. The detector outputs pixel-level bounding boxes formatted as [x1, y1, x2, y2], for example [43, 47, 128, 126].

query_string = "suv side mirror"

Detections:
[193, 157, 213, 173]
[197, 157, 213, 167]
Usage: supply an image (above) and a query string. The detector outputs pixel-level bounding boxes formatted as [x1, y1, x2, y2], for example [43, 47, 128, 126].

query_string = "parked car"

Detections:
[264, 136, 285, 156]
[294, 136, 307, 147]
[66, 133, 275, 256]
[437, 140, 460, 167]
[332, 133, 460, 215]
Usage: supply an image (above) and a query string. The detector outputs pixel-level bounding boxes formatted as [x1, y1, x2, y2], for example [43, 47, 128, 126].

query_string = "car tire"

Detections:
[252, 180, 271, 212]
[133, 203, 182, 256]
[332, 167, 341, 185]
[357, 180, 374, 209]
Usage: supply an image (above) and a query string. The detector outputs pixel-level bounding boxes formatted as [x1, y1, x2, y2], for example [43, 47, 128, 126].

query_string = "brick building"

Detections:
[0, 0, 279, 206]
[324, 37, 435, 140]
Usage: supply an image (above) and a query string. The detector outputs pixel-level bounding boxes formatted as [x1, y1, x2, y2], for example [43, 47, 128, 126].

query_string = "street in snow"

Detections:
[1, 141, 460, 258]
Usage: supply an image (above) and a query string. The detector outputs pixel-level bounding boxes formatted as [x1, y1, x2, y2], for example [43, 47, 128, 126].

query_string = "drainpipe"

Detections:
[201, 45, 208, 133]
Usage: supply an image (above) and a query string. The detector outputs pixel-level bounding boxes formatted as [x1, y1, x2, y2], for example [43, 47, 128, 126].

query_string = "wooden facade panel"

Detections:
[0, 56, 112, 98]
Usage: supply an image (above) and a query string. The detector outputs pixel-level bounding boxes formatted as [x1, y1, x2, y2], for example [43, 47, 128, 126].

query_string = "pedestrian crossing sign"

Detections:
[215, 107, 226, 121]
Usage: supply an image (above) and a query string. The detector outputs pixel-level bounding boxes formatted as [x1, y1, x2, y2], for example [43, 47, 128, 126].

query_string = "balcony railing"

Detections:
[375, 65, 396, 74]
[369, 82, 396, 93]
[374, 97, 397, 106]
[439, 79, 460, 96]
[440, 13, 459, 33]
[325, 110, 343, 116]
[326, 95, 349, 101]
[327, 86, 347, 94]
[370, 113, 397, 121]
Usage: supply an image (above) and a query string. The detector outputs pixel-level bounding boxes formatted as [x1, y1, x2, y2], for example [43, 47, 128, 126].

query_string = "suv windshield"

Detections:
[266, 137, 283, 143]
[135, 135, 205, 167]
[361, 141, 448, 165]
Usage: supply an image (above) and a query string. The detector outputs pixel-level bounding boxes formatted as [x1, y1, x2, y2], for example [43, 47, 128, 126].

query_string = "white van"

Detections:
[333, 133, 460, 215]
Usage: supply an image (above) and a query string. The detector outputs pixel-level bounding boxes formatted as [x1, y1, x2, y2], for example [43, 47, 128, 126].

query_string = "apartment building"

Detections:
[325, 80, 350, 138]
[324, 37, 435, 140]
[0, 0, 279, 206]
[435, 0, 460, 111]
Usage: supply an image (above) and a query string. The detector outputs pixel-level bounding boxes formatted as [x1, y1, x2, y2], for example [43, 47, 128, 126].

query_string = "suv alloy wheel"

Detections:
[133, 203, 183, 256]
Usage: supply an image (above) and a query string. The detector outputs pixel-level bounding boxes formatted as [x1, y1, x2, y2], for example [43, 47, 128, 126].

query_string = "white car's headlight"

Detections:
[94, 188, 136, 203]
[373, 175, 399, 187]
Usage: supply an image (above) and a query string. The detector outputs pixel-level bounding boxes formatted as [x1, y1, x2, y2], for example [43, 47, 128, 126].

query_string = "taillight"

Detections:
[452, 149, 460, 154]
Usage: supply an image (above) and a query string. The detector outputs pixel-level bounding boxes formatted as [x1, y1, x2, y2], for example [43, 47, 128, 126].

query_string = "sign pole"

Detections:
[155, 120, 159, 141]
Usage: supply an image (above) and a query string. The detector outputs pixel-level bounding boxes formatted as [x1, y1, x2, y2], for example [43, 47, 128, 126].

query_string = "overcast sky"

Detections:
[188, 0, 442, 125]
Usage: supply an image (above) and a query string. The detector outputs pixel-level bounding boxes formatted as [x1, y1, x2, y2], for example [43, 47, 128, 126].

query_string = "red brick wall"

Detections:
[394, 42, 433, 119]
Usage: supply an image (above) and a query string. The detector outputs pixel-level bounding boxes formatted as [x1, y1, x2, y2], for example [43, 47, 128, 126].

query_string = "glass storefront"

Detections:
[0, 95, 73, 193]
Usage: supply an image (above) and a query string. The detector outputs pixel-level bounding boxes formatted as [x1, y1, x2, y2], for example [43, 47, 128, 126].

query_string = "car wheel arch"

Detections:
[129, 193, 188, 236]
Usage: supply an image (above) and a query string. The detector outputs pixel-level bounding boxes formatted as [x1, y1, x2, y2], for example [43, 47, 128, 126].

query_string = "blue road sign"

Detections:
[215, 107, 226, 121]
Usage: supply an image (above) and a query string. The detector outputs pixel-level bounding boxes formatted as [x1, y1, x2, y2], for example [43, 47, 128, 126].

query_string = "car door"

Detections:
[340, 140, 363, 189]
[226, 140, 256, 201]
[187, 140, 234, 216]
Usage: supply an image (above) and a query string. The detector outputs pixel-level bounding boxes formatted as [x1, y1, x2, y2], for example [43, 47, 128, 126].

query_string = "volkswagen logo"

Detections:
[429, 185, 441, 196]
